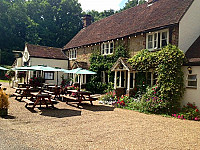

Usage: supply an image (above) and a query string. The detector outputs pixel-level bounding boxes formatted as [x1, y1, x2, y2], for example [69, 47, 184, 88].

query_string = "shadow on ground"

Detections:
[67, 103, 115, 112]
[38, 107, 81, 118]
[1, 115, 16, 119]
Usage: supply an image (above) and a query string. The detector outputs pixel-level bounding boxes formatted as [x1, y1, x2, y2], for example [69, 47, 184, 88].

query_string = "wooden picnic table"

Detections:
[65, 90, 93, 107]
[28, 92, 54, 109]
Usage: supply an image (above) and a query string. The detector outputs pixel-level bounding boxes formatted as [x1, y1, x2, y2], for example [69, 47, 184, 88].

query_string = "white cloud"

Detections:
[78, 0, 123, 12]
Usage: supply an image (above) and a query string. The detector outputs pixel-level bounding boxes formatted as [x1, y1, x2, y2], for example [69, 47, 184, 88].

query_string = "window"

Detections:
[44, 72, 54, 80]
[187, 74, 197, 88]
[101, 42, 114, 55]
[146, 29, 169, 51]
[69, 49, 77, 60]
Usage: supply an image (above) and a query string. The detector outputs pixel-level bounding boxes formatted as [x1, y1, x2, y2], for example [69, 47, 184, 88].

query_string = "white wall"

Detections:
[182, 66, 200, 108]
[179, 0, 200, 53]
[29, 57, 68, 85]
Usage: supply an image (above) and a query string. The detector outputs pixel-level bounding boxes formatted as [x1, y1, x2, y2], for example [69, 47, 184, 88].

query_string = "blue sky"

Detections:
[78, 0, 128, 12]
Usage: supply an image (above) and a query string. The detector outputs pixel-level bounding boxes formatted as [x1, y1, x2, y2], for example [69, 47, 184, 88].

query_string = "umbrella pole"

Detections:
[57, 71, 58, 86]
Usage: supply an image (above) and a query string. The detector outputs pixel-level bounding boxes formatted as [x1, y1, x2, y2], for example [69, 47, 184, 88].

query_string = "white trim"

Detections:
[146, 29, 169, 51]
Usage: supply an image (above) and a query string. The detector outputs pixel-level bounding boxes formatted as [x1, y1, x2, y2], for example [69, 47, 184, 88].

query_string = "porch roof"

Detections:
[111, 57, 134, 71]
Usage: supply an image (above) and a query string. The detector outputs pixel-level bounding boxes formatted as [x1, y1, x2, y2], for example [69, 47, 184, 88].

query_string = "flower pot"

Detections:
[0, 108, 8, 116]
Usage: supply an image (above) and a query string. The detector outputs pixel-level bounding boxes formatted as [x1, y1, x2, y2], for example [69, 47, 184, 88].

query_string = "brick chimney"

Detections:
[148, 0, 158, 4]
[82, 15, 92, 28]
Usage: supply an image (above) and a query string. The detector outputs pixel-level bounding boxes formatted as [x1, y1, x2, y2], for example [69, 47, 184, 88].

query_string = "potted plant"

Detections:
[0, 88, 9, 116]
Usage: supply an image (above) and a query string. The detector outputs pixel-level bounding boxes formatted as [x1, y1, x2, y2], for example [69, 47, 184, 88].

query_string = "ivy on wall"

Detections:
[128, 45, 186, 112]
[86, 45, 129, 93]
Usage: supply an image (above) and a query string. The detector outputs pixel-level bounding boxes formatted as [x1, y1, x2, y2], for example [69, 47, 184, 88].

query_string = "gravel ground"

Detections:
[0, 82, 200, 150]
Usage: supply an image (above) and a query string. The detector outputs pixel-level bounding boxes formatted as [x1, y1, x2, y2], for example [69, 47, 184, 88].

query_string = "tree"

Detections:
[120, 0, 146, 11]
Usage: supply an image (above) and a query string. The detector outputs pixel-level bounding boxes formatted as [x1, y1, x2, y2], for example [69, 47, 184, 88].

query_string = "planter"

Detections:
[0, 108, 8, 116]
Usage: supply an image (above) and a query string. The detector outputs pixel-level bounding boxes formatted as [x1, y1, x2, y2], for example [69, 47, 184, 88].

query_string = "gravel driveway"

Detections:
[0, 82, 200, 150]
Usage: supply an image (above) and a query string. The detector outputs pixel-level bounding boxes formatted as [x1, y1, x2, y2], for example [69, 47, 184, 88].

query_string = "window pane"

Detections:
[161, 32, 167, 47]
[110, 43, 114, 54]
[117, 72, 120, 86]
[74, 50, 77, 58]
[188, 81, 197, 87]
[154, 33, 157, 48]
[121, 71, 124, 87]
[105, 72, 108, 84]
[188, 75, 197, 80]
[148, 35, 153, 49]
[106, 44, 109, 54]
[130, 73, 133, 88]
[158, 33, 161, 48]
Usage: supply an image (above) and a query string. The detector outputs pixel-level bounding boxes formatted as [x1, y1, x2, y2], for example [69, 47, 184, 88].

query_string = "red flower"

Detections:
[195, 109, 199, 112]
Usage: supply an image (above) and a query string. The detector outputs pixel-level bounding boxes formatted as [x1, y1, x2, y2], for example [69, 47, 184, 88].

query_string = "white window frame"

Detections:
[146, 29, 169, 51]
[187, 74, 197, 88]
[101, 42, 114, 55]
[101, 71, 109, 83]
[69, 49, 77, 60]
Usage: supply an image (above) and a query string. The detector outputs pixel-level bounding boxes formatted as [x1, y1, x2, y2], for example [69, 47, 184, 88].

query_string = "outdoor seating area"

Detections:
[12, 81, 100, 109]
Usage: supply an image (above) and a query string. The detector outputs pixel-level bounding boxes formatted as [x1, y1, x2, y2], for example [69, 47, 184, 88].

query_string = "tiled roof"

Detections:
[185, 36, 200, 65]
[64, 0, 194, 50]
[27, 44, 68, 60]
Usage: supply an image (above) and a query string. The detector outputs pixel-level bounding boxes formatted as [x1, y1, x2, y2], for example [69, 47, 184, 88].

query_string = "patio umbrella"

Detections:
[0, 66, 8, 71]
[75, 69, 96, 75]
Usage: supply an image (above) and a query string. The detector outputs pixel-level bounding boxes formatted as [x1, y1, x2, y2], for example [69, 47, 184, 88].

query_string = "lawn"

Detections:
[0, 80, 9, 83]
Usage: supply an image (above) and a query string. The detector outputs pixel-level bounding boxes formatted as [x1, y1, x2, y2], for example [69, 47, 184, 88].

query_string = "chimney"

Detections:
[82, 15, 92, 28]
[148, 0, 158, 4]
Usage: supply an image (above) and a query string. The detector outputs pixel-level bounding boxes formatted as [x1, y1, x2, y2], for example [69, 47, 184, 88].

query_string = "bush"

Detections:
[172, 103, 200, 121]
[29, 77, 44, 87]
[99, 91, 117, 103]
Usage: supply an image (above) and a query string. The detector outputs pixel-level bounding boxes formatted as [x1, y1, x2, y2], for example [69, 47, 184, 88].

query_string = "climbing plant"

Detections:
[87, 45, 129, 93]
[128, 45, 186, 113]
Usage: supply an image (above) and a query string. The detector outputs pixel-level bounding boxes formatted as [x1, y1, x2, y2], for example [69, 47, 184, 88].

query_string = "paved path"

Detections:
[0, 82, 200, 150]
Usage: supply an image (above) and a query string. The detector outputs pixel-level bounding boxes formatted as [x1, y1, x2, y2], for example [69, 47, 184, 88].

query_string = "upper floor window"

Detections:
[146, 29, 169, 51]
[101, 42, 114, 55]
[69, 49, 77, 60]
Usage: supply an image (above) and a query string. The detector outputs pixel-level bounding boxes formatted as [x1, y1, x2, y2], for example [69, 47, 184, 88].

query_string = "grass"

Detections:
[0, 80, 9, 83]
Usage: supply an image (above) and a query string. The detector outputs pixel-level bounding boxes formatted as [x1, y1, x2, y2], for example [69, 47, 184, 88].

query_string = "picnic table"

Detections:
[65, 90, 95, 107]
[25, 92, 54, 109]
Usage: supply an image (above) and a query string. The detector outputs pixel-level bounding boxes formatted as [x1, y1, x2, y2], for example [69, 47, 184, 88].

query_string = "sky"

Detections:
[78, 0, 128, 12]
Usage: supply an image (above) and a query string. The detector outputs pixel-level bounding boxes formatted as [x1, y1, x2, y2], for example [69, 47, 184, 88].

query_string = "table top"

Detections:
[31, 92, 50, 97]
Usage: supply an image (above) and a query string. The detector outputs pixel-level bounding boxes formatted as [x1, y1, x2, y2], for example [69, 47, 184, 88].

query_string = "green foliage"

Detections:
[88, 45, 129, 93]
[84, 9, 115, 22]
[86, 76, 107, 94]
[0, 0, 82, 65]
[29, 77, 44, 87]
[172, 103, 200, 121]
[120, 0, 146, 11]
[99, 91, 117, 103]
[128, 45, 185, 113]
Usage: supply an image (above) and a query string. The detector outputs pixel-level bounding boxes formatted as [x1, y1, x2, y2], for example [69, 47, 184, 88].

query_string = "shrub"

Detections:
[172, 103, 200, 121]
[99, 91, 117, 103]
[29, 77, 44, 87]
[0, 88, 9, 109]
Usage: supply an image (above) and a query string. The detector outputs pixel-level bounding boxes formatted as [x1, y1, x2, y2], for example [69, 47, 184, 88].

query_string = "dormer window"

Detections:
[101, 42, 114, 55]
[146, 29, 169, 51]
[69, 49, 77, 60]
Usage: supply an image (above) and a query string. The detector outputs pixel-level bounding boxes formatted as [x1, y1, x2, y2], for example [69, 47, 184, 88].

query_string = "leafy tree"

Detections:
[120, 0, 146, 11]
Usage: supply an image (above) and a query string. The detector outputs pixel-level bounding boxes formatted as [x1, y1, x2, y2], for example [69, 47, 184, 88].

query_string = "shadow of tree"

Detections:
[38, 108, 81, 118]
[67, 103, 115, 112]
